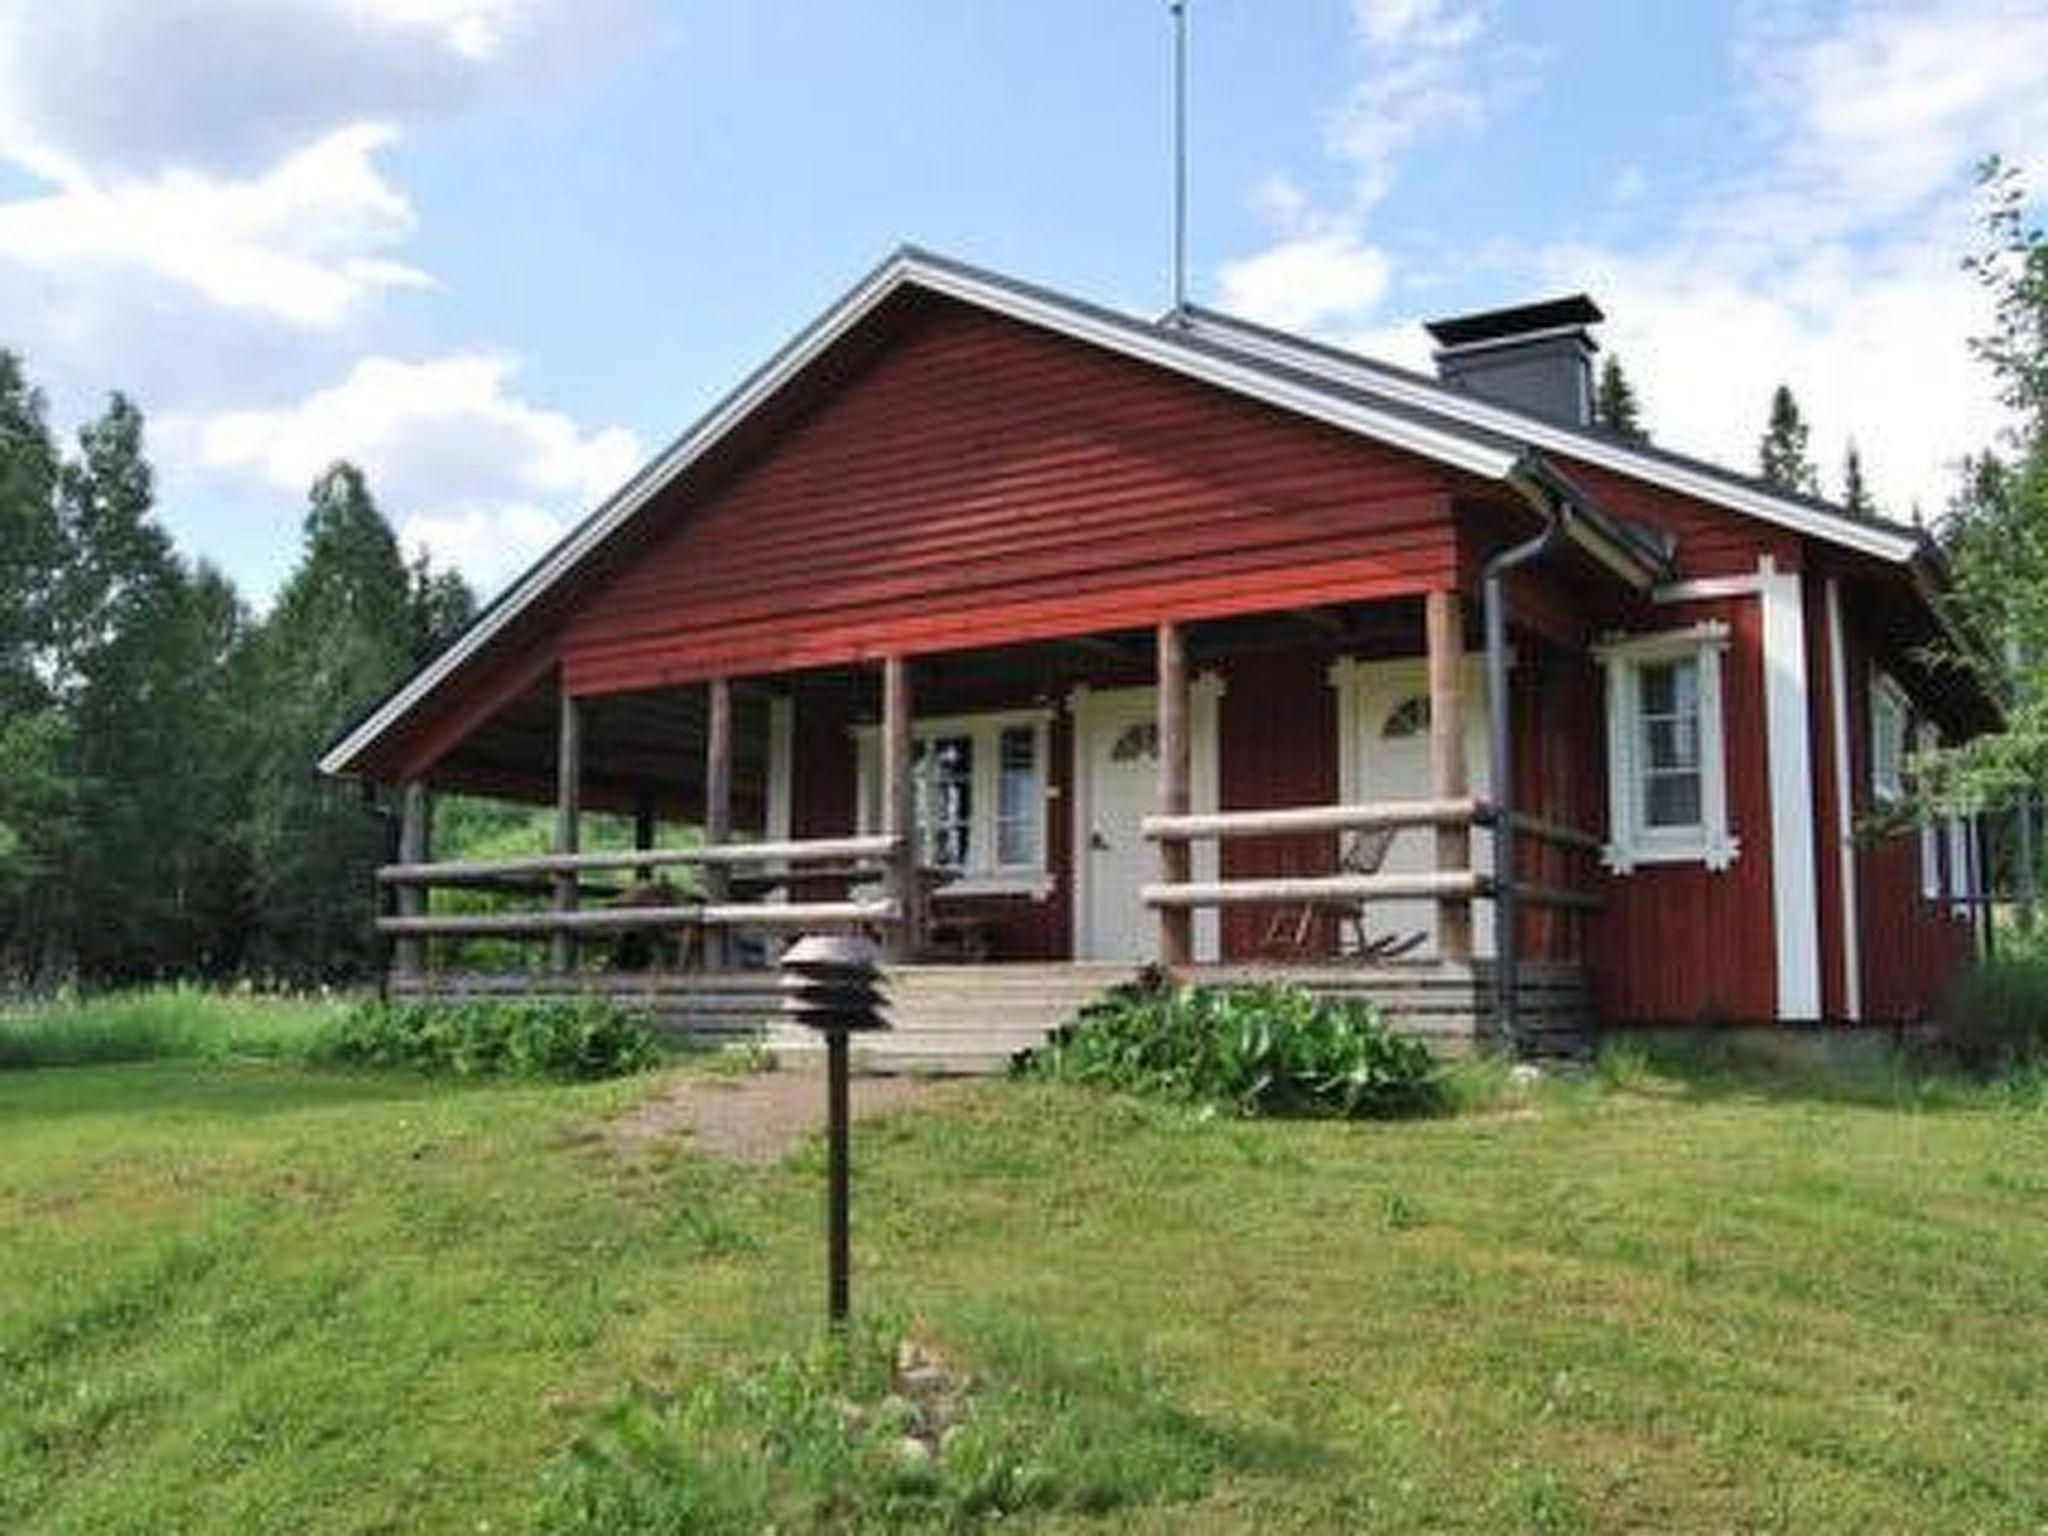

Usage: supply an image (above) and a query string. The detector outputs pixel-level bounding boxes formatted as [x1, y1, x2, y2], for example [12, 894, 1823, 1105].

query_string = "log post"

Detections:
[552, 691, 583, 973]
[394, 782, 431, 977]
[881, 656, 918, 961]
[631, 785, 658, 883]
[703, 677, 734, 969]
[1426, 589, 1473, 962]
[1157, 620, 1193, 968]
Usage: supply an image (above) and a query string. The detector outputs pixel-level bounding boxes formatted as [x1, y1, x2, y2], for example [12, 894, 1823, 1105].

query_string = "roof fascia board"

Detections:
[323, 253, 1522, 777]
[319, 251, 919, 777]
[1182, 308, 1922, 565]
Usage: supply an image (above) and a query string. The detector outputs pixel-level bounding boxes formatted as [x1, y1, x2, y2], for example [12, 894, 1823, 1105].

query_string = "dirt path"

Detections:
[610, 1069, 957, 1165]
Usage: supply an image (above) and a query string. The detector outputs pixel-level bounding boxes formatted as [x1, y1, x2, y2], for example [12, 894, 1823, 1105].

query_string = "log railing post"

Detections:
[552, 690, 583, 974]
[881, 656, 918, 961]
[1157, 620, 1193, 967]
[631, 785, 657, 883]
[394, 782, 431, 977]
[703, 676, 733, 969]
[1426, 589, 1472, 961]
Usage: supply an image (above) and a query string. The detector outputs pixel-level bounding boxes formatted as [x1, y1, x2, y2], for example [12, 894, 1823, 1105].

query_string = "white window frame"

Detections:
[853, 707, 1054, 898]
[1871, 671, 1910, 806]
[1596, 622, 1738, 873]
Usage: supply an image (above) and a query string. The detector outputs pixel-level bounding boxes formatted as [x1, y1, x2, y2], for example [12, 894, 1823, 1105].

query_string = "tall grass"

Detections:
[0, 988, 344, 1070]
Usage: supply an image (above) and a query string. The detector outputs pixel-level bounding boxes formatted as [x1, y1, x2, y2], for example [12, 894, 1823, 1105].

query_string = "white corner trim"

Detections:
[1824, 578, 1862, 1021]
[1758, 556, 1821, 1021]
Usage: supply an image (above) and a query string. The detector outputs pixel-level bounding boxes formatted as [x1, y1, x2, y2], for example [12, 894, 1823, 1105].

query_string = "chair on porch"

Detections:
[1258, 825, 1429, 963]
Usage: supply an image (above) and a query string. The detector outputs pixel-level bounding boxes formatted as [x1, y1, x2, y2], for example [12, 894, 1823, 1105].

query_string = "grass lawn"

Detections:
[4, 1004, 2048, 1531]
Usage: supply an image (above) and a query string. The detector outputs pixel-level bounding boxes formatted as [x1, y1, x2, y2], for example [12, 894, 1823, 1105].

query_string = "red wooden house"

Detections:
[322, 248, 1997, 1061]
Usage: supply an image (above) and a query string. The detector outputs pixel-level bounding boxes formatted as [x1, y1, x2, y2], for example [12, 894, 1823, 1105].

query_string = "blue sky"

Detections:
[0, 0, 2042, 602]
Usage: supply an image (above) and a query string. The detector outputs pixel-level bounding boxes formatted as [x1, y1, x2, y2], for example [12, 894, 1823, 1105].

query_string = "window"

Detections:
[856, 710, 1051, 893]
[1637, 657, 1702, 829]
[1598, 624, 1737, 872]
[1871, 672, 1909, 805]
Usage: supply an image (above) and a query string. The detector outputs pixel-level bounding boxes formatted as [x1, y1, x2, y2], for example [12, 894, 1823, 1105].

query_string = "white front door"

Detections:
[1342, 659, 1494, 959]
[1073, 684, 1220, 962]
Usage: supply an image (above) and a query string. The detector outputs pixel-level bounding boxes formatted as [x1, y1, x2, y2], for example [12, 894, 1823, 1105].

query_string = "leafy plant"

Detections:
[1022, 981, 1443, 1119]
[309, 997, 665, 1081]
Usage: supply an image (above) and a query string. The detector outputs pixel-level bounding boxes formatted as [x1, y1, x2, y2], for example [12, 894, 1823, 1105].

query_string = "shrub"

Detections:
[1938, 956, 2048, 1073]
[532, 1320, 1221, 1534]
[1022, 981, 1443, 1119]
[310, 997, 665, 1081]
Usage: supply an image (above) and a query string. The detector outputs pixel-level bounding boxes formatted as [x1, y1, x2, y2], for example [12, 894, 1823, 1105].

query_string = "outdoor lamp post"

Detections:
[779, 934, 889, 1328]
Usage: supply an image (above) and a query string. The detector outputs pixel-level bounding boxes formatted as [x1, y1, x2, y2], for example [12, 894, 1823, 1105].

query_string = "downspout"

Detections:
[1484, 471, 1572, 1055]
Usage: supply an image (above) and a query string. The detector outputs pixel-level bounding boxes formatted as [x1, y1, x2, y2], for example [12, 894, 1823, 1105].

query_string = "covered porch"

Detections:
[374, 589, 1611, 1061]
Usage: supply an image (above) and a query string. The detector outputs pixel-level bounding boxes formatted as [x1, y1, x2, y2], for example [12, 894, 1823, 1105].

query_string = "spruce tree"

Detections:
[1842, 442, 1876, 518]
[244, 463, 457, 981]
[1758, 384, 1819, 494]
[1595, 354, 1647, 441]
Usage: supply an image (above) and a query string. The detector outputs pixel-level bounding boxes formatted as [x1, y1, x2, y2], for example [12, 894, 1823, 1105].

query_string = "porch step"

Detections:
[766, 962, 1136, 1076]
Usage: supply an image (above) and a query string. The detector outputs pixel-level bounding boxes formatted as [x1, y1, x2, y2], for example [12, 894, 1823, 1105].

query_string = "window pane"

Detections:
[1645, 772, 1702, 829]
[1640, 657, 1697, 719]
[914, 734, 973, 868]
[997, 725, 1040, 867]
[1644, 717, 1698, 772]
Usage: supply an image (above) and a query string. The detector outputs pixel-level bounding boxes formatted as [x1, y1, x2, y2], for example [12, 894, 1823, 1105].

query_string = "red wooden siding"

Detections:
[1581, 595, 1780, 1023]
[1835, 606, 1976, 1021]
[557, 300, 1462, 692]
[1553, 456, 1802, 581]
[1215, 646, 1342, 961]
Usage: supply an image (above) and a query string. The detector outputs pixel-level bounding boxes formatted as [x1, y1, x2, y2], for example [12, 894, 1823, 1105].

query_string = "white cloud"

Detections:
[1216, 0, 2048, 517]
[0, 123, 423, 327]
[199, 353, 642, 589]
[1334, 0, 1490, 211]
[1217, 233, 1392, 331]
[0, 0, 622, 180]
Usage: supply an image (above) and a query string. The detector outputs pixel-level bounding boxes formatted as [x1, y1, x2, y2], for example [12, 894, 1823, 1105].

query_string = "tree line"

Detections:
[0, 362, 479, 987]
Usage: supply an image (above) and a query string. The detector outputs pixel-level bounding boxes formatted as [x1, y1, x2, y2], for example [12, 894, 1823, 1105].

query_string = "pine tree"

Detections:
[1596, 354, 1647, 441]
[1758, 384, 1819, 495]
[1842, 442, 1876, 519]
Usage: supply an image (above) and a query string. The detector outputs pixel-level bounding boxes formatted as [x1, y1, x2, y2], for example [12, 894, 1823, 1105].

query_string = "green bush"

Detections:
[1939, 956, 2048, 1073]
[1022, 981, 1443, 1119]
[310, 997, 665, 1081]
[532, 1321, 1221, 1534]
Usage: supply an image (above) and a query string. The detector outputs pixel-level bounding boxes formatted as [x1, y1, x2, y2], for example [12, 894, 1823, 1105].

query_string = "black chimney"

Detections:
[1424, 294, 1603, 427]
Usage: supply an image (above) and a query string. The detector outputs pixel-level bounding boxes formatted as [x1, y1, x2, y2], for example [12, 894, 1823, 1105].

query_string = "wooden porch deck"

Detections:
[390, 959, 1589, 1074]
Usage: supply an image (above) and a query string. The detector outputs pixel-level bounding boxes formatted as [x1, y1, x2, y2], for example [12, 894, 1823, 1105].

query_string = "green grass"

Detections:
[5, 997, 2048, 1530]
[0, 988, 343, 1069]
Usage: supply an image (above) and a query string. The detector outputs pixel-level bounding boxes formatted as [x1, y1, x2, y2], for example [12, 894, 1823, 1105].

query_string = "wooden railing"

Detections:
[374, 834, 904, 945]
[1140, 798, 1602, 916]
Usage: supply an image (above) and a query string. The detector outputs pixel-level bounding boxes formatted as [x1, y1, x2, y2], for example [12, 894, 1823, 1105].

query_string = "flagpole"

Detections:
[1171, 0, 1189, 316]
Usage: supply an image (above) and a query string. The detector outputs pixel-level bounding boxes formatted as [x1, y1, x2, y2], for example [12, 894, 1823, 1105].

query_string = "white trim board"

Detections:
[1757, 557, 1822, 1021]
[1824, 578, 1862, 1021]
